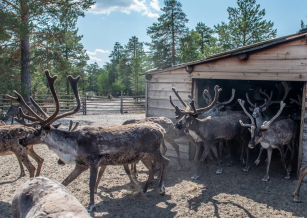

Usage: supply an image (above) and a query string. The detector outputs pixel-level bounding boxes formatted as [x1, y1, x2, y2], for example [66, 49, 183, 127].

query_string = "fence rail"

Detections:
[0, 92, 145, 119]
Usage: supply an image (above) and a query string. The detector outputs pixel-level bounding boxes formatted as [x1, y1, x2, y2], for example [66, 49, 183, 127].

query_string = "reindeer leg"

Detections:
[190, 140, 201, 165]
[15, 154, 26, 177]
[62, 164, 88, 186]
[278, 146, 290, 180]
[192, 145, 210, 180]
[211, 145, 222, 174]
[161, 141, 167, 156]
[224, 141, 232, 166]
[94, 165, 107, 193]
[123, 164, 140, 191]
[141, 158, 156, 193]
[131, 163, 138, 178]
[12, 147, 35, 178]
[262, 148, 272, 181]
[255, 147, 264, 166]
[27, 146, 44, 177]
[88, 165, 99, 212]
[166, 138, 182, 170]
[292, 165, 307, 202]
[243, 147, 250, 172]
[154, 152, 170, 196]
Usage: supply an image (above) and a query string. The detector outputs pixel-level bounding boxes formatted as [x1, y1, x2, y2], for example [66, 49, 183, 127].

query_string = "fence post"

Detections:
[83, 94, 87, 115]
[120, 90, 123, 114]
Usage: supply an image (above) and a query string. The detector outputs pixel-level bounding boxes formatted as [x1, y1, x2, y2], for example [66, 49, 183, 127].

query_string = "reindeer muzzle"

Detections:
[175, 123, 182, 130]
[248, 141, 255, 149]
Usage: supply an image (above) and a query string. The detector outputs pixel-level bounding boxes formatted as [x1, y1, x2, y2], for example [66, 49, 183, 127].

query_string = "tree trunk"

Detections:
[171, 9, 175, 66]
[20, 2, 31, 103]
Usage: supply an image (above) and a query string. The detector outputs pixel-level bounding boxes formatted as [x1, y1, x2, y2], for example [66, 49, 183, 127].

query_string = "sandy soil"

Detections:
[0, 113, 307, 218]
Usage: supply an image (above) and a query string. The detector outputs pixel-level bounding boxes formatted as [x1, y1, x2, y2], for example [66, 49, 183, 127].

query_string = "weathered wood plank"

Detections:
[151, 73, 192, 83]
[165, 150, 189, 159]
[148, 90, 190, 100]
[191, 71, 307, 81]
[165, 141, 189, 153]
[193, 57, 307, 74]
[148, 82, 191, 92]
[147, 107, 177, 119]
[148, 99, 190, 110]
[299, 82, 307, 179]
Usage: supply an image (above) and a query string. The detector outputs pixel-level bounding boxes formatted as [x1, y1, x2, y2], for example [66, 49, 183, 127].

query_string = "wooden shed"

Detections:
[143, 30, 307, 179]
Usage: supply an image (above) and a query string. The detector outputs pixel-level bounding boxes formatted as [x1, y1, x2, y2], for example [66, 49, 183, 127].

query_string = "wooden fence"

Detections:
[0, 92, 145, 118]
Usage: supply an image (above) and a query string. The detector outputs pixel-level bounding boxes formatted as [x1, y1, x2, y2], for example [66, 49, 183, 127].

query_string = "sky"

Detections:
[76, 0, 307, 67]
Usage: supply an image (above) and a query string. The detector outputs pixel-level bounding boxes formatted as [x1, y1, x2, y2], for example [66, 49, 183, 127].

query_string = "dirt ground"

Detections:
[0, 113, 307, 218]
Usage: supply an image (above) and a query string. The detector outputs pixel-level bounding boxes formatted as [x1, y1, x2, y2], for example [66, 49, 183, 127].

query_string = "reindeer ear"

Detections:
[261, 107, 267, 111]
[249, 107, 254, 112]
[52, 123, 61, 129]
[218, 105, 224, 110]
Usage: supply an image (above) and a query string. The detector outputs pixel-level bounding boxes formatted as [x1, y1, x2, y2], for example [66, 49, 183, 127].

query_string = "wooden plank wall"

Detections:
[146, 68, 192, 159]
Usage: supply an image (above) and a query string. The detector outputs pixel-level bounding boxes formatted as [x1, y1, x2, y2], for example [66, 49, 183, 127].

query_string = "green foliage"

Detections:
[301, 20, 307, 29]
[178, 30, 203, 63]
[195, 22, 214, 54]
[215, 0, 277, 50]
[147, 0, 188, 67]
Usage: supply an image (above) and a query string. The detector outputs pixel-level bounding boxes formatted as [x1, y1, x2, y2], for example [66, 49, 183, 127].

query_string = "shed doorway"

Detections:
[192, 78, 305, 177]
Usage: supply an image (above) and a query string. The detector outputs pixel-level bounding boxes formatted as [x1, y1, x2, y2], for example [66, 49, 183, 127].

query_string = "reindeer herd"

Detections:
[0, 70, 306, 216]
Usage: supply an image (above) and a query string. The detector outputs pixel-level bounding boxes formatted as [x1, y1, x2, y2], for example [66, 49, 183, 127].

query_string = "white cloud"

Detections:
[89, 0, 159, 18]
[89, 56, 103, 62]
[150, 0, 160, 11]
[86, 49, 110, 56]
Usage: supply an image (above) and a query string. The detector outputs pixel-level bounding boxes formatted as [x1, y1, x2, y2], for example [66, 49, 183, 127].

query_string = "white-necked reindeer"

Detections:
[238, 99, 297, 181]
[245, 82, 292, 165]
[8, 70, 169, 212]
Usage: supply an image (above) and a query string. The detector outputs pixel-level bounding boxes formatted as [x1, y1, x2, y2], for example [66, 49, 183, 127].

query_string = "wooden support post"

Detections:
[83, 95, 87, 115]
[298, 82, 306, 179]
[145, 82, 148, 117]
[120, 90, 123, 114]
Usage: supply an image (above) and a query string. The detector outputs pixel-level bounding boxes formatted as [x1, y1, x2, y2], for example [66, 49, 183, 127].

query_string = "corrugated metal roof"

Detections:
[143, 30, 307, 75]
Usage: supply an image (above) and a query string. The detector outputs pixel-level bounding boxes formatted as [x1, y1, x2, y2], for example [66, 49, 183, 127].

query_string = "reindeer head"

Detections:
[246, 82, 291, 118]
[169, 85, 222, 130]
[6, 70, 81, 147]
[201, 88, 235, 117]
[238, 99, 286, 149]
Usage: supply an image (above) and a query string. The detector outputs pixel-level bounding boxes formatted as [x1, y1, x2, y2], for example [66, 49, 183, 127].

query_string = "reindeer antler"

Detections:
[245, 93, 267, 109]
[203, 88, 235, 106]
[170, 85, 222, 118]
[290, 94, 302, 106]
[6, 70, 81, 127]
[238, 99, 255, 127]
[268, 82, 292, 105]
[261, 101, 286, 129]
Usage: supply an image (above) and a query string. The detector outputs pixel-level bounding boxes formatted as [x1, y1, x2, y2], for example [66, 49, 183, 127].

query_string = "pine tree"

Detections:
[147, 0, 188, 67]
[108, 42, 124, 87]
[178, 30, 203, 63]
[195, 22, 214, 55]
[301, 20, 307, 29]
[214, 0, 276, 51]
[1, 0, 94, 101]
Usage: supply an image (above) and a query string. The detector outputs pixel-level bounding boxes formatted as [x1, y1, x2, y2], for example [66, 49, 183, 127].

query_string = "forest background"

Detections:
[0, 0, 306, 100]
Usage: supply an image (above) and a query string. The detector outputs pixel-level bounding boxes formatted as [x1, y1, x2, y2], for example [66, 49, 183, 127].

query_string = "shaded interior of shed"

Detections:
[193, 78, 304, 175]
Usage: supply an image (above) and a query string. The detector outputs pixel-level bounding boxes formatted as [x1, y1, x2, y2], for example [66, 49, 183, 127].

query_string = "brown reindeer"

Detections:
[292, 165, 307, 202]
[170, 86, 250, 179]
[238, 99, 297, 181]
[12, 177, 90, 218]
[8, 70, 169, 212]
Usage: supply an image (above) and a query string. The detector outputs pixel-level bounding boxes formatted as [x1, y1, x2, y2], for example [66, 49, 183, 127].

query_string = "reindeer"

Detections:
[170, 86, 250, 179]
[0, 125, 43, 178]
[292, 165, 307, 202]
[8, 70, 169, 212]
[238, 99, 297, 181]
[245, 82, 292, 165]
[123, 117, 183, 171]
[12, 177, 90, 218]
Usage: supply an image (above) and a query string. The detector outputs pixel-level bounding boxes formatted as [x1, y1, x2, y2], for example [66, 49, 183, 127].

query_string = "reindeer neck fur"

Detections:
[186, 117, 211, 141]
[44, 129, 79, 165]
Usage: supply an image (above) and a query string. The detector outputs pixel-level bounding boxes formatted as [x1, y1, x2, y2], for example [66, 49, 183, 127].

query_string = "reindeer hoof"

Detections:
[191, 174, 199, 180]
[293, 196, 302, 203]
[242, 166, 250, 172]
[158, 186, 165, 196]
[216, 169, 223, 174]
[254, 160, 260, 166]
[87, 205, 96, 212]
[262, 176, 269, 182]
[19, 172, 26, 177]
[284, 175, 290, 180]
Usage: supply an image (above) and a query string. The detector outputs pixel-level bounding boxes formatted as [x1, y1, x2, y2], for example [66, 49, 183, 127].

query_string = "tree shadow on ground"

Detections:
[184, 152, 307, 217]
